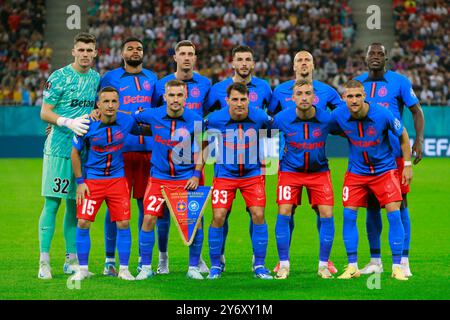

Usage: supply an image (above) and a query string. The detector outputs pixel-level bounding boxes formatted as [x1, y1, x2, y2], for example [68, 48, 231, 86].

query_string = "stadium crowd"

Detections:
[0, 0, 448, 106]
[392, 0, 449, 106]
[0, 0, 48, 106]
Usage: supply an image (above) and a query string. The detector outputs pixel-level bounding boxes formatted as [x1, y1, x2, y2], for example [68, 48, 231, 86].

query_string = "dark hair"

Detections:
[121, 37, 144, 50]
[98, 86, 119, 97]
[366, 42, 387, 55]
[73, 32, 96, 46]
[226, 82, 248, 97]
[232, 45, 254, 58]
[292, 79, 313, 89]
[165, 79, 187, 90]
[175, 40, 196, 52]
[344, 80, 364, 89]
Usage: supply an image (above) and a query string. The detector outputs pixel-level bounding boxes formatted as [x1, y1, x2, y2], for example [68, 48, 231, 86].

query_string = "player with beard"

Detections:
[268, 51, 344, 274]
[99, 37, 158, 276]
[206, 45, 272, 272]
[151, 40, 211, 275]
[354, 43, 424, 277]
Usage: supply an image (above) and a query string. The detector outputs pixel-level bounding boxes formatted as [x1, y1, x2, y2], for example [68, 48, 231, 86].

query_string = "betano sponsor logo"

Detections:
[123, 95, 152, 104]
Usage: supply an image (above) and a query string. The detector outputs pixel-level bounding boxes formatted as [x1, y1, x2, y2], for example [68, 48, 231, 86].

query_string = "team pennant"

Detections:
[162, 185, 212, 246]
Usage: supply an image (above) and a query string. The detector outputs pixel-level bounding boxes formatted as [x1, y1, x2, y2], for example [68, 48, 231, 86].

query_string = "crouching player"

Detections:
[272, 80, 336, 279]
[332, 80, 413, 281]
[70, 87, 151, 281]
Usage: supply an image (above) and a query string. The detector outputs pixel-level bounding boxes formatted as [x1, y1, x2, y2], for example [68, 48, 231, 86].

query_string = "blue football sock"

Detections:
[117, 227, 131, 267]
[209, 226, 223, 268]
[252, 223, 268, 267]
[387, 210, 404, 265]
[104, 209, 117, 259]
[139, 229, 154, 266]
[319, 217, 335, 262]
[343, 208, 358, 263]
[220, 213, 230, 256]
[275, 214, 290, 261]
[400, 207, 411, 258]
[156, 206, 170, 253]
[76, 227, 90, 267]
[366, 207, 382, 258]
[189, 223, 204, 267]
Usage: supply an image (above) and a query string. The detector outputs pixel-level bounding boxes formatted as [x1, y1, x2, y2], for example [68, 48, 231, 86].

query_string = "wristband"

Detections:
[404, 160, 412, 166]
[192, 169, 202, 179]
[56, 116, 69, 127]
[76, 177, 85, 185]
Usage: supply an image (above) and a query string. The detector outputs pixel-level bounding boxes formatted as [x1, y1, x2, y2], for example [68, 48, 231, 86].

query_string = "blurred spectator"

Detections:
[393, 0, 448, 105]
[0, 0, 47, 106]
[87, 0, 357, 90]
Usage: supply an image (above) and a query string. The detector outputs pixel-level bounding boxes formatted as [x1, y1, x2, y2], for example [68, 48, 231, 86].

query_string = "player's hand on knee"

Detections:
[402, 166, 413, 186]
[185, 177, 199, 190]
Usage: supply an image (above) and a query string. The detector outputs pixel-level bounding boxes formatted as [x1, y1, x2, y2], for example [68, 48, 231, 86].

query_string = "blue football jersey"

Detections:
[152, 72, 212, 117]
[72, 113, 141, 179]
[206, 76, 272, 112]
[268, 79, 346, 115]
[354, 70, 419, 158]
[331, 103, 404, 176]
[273, 107, 335, 173]
[99, 67, 158, 153]
[205, 107, 273, 178]
[133, 106, 204, 180]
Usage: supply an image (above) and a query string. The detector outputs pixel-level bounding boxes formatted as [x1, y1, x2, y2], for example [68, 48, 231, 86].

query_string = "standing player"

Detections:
[70, 87, 151, 281]
[272, 80, 336, 279]
[354, 43, 424, 277]
[268, 50, 344, 274]
[206, 83, 273, 280]
[206, 45, 272, 271]
[152, 40, 211, 275]
[133, 80, 207, 280]
[332, 80, 412, 281]
[38, 33, 100, 279]
[99, 37, 158, 276]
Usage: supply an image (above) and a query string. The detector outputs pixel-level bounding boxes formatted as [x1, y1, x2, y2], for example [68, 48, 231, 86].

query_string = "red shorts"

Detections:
[76, 177, 131, 222]
[143, 177, 188, 218]
[277, 171, 334, 207]
[343, 170, 402, 208]
[396, 157, 410, 194]
[123, 151, 151, 199]
[212, 175, 266, 210]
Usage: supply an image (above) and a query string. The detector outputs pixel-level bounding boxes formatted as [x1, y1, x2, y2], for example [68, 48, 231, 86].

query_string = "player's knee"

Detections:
[116, 220, 129, 229]
[250, 208, 265, 224]
[212, 212, 227, 227]
[142, 215, 156, 231]
[318, 205, 333, 218]
[278, 204, 293, 216]
[385, 201, 401, 213]
[77, 219, 90, 229]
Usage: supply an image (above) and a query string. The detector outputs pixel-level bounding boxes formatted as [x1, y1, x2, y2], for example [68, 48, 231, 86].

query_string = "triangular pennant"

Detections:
[161, 185, 212, 246]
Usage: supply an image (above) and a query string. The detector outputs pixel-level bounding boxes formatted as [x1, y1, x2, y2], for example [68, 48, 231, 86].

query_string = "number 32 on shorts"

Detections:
[52, 177, 70, 194]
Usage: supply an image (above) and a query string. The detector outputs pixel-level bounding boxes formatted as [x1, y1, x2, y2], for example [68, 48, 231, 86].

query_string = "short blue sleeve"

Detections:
[399, 75, 420, 108]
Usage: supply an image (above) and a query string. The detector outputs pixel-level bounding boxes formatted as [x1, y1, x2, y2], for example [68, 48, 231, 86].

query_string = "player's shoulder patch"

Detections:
[393, 118, 402, 131]
[44, 80, 52, 90]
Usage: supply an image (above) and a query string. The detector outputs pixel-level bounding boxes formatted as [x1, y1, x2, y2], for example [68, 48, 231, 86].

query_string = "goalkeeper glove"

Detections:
[56, 115, 90, 136]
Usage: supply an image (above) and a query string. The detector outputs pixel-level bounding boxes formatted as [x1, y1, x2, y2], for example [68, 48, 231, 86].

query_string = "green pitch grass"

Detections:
[0, 158, 449, 300]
